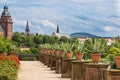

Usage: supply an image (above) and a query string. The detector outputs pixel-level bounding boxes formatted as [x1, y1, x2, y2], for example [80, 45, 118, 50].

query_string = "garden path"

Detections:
[18, 61, 70, 80]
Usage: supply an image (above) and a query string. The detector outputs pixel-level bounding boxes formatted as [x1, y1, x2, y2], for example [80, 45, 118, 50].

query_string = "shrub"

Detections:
[30, 47, 39, 54]
[0, 54, 20, 80]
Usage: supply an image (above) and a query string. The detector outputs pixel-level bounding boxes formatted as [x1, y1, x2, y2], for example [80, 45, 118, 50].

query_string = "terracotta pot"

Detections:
[55, 51, 60, 56]
[76, 53, 83, 60]
[59, 51, 64, 57]
[114, 56, 120, 69]
[91, 53, 101, 63]
[66, 51, 72, 58]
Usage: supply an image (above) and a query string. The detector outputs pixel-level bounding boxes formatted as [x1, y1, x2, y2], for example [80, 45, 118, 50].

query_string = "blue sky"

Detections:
[0, 0, 120, 37]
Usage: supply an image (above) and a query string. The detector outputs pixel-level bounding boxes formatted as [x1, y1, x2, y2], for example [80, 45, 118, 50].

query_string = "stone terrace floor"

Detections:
[18, 61, 70, 80]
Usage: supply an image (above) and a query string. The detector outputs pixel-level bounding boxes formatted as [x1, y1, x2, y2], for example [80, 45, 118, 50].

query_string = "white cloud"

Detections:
[0, 0, 119, 37]
[103, 26, 113, 32]
[68, 0, 101, 3]
[40, 20, 56, 29]
[103, 26, 120, 37]
[13, 19, 26, 26]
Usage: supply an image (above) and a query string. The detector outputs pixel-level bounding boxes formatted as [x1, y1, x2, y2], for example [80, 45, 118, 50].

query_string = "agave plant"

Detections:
[74, 41, 85, 54]
[64, 42, 74, 53]
[85, 38, 106, 54]
[85, 38, 107, 63]
[108, 40, 120, 56]
[109, 40, 120, 69]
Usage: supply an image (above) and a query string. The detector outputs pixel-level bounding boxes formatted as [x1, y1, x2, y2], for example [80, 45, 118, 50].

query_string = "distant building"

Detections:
[77, 37, 89, 43]
[25, 20, 30, 36]
[106, 38, 116, 45]
[52, 24, 70, 38]
[0, 5, 13, 39]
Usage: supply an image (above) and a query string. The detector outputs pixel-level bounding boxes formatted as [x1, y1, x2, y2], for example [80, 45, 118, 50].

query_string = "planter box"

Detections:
[50, 55, 56, 70]
[39, 53, 45, 63]
[84, 63, 109, 80]
[61, 58, 75, 78]
[55, 56, 63, 74]
[106, 69, 120, 80]
[71, 60, 89, 80]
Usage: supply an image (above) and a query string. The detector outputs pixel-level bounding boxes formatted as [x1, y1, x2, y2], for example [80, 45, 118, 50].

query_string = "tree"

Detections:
[12, 32, 25, 47]
[33, 36, 43, 44]
[24, 36, 35, 47]
[42, 35, 50, 43]
[59, 36, 70, 43]
[0, 36, 15, 53]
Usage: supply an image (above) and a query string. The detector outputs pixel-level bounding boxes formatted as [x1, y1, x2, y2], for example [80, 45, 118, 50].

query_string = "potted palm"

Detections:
[74, 41, 85, 60]
[85, 38, 106, 63]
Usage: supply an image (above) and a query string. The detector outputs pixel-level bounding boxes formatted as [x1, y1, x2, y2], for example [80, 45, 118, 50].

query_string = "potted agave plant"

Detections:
[75, 41, 85, 60]
[64, 42, 74, 58]
[109, 40, 120, 69]
[85, 38, 106, 63]
[58, 43, 66, 57]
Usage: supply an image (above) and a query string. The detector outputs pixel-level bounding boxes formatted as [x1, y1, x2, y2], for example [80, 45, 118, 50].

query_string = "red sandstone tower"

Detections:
[0, 5, 13, 39]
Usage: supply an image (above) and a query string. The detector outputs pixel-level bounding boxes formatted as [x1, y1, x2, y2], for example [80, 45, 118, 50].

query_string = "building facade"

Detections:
[52, 24, 70, 38]
[0, 5, 13, 39]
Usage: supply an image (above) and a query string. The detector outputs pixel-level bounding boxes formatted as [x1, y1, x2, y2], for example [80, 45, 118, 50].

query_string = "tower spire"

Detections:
[56, 24, 59, 33]
[25, 20, 30, 36]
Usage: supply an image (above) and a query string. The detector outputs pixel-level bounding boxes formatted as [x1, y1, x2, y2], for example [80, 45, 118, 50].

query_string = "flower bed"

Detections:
[0, 54, 20, 80]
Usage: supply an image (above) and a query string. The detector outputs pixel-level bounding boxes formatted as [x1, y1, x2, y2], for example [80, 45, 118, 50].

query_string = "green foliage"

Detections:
[12, 32, 76, 48]
[0, 36, 15, 53]
[107, 40, 120, 57]
[0, 59, 18, 80]
[12, 32, 25, 47]
[64, 42, 74, 52]
[108, 46, 120, 56]
[85, 38, 106, 54]
[24, 36, 35, 47]
[107, 54, 115, 61]
[33, 36, 43, 44]
[30, 47, 39, 54]
[21, 50, 31, 54]
[74, 41, 85, 53]
[59, 36, 70, 43]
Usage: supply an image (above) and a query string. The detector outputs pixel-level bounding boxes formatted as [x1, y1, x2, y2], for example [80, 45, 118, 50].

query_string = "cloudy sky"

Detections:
[0, 0, 120, 37]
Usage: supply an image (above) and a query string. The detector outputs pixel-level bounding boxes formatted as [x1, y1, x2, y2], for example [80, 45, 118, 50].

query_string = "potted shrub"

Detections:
[74, 41, 85, 60]
[85, 38, 106, 63]
[58, 43, 66, 57]
[109, 40, 120, 69]
[64, 42, 74, 58]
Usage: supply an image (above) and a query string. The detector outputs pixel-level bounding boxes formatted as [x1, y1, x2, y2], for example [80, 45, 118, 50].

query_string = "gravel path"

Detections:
[18, 61, 70, 80]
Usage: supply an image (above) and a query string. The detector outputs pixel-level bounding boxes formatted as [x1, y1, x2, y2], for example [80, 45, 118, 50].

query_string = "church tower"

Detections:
[25, 20, 30, 36]
[0, 5, 13, 39]
[56, 24, 59, 33]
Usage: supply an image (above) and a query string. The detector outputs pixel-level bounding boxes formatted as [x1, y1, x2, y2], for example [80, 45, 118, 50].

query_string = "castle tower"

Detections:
[0, 5, 13, 39]
[56, 24, 59, 33]
[25, 20, 30, 36]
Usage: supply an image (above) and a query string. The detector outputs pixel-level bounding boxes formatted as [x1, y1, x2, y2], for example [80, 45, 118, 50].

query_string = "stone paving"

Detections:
[18, 61, 70, 80]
